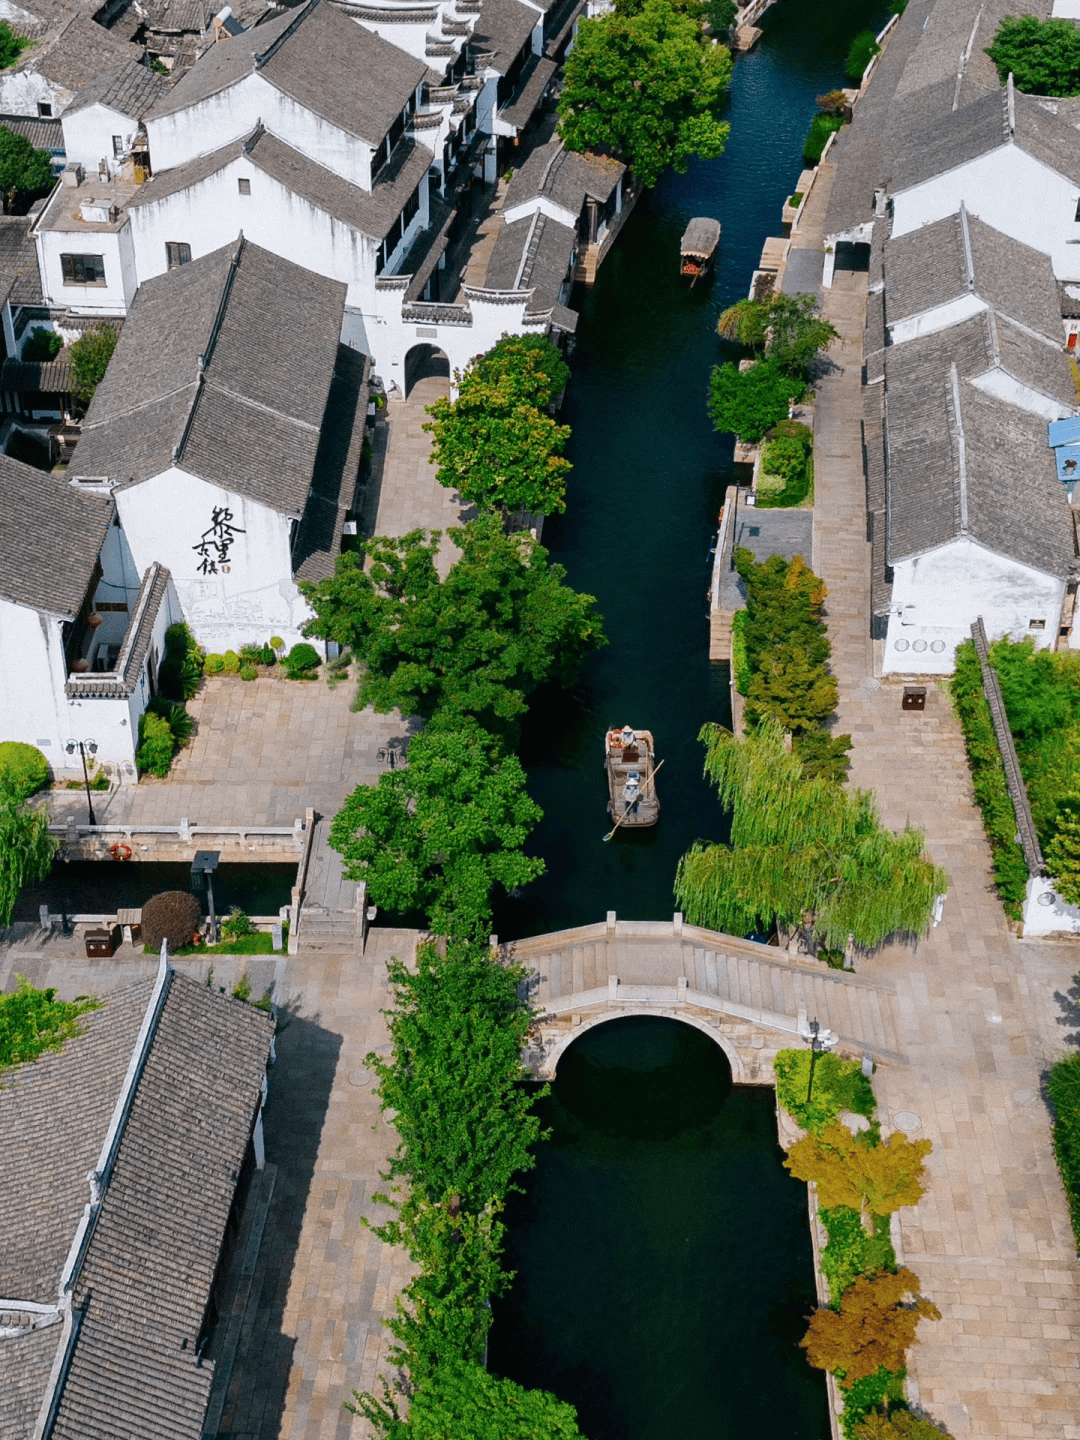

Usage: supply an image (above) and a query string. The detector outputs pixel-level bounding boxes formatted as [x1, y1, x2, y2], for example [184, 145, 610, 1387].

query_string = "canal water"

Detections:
[488, 1017, 830, 1438]
[494, 0, 889, 941]
[490, 2, 889, 1432]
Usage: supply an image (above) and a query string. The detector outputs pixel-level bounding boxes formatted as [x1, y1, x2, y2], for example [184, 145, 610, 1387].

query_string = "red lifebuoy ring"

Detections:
[110, 842, 132, 861]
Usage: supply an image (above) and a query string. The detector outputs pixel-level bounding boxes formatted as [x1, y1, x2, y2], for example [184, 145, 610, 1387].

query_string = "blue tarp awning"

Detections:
[1056, 444, 1080, 481]
[1048, 417, 1080, 448]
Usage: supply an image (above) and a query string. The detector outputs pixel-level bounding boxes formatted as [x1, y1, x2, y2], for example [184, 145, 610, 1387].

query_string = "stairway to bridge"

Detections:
[505, 917, 905, 1065]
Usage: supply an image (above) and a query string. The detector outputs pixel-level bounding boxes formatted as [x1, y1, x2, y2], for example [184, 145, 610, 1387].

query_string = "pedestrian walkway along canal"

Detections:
[489, 1, 887, 1433]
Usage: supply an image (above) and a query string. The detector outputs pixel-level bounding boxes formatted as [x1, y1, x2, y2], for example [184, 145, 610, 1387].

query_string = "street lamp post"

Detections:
[65, 738, 98, 827]
[806, 1018, 823, 1105]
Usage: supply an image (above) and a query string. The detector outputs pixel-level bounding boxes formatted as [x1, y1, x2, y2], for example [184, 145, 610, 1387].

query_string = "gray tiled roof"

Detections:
[0, 1323, 62, 1439]
[14, 15, 139, 94]
[884, 333, 1074, 575]
[0, 979, 152, 1306]
[0, 214, 43, 305]
[65, 58, 168, 118]
[884, 211, 1063, 339]
[49, 972, 273, 1440]
[72, 237, 347, 515]
[504, 135, 623, 214]
[0, 454, 113, 617]
[484, 209, 576, 314]
[0, 113, 63, 150]
[148, 0, 425, 145]
[470, 0, 538, 71]
[129, 124, 430, 241]
[293, 344, 369, 582]
[498, 53, 556, 130]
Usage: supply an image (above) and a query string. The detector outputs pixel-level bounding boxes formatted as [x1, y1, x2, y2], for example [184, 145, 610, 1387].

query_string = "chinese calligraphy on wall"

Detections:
[193, 506, 245, 575]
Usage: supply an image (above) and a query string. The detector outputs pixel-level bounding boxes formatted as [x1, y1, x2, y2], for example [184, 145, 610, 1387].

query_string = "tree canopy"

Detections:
[374, 1363, 585, 1439]
[425, 338, 572, 516]
[328, 724, 544, 939]
[802, 1268, 940, 1387]
[784, 1124, 932, 1222]
[716, 293, 838, 376]
[673, 721, 948, 949]
[0, 777, 57, 928]
[986, 15, 1080, 95]
[707, 357, 805, 444]
[70, 324, 118, 404]
[300, 517, 606, 736]
[0, 22, 30, 70]
[0, 974, 100, 1073]
[557, 0, 732, 188]
[0, 126, 53, 212]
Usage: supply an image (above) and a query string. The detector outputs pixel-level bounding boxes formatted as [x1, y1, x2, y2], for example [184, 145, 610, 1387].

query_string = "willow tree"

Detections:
[0, 777, 57, 927]
[673, 722, 946, 949]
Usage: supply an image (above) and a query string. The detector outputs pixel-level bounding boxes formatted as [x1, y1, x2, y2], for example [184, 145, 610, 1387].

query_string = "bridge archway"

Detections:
[404, 342, 450, 397]
[535, 1007, 746, 1084]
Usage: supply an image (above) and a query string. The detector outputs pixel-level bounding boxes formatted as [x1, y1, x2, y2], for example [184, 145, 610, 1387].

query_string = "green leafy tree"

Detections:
[557, 0, 732, 188]
[301, 517, 606, 735]
[0, 974, 100, 1072]
[357, 1362, 585, 1439]
[986, 14, 1080, 95]
[0, 126, 53, 212]
[0, 777, 58, 928]
[673, 721, 948, 948]
[717, 293, 837, 376]
[802, 1268, 940, 1386]
[746, 642, 838, 733]
[1047, 803, 1080, 906]
[707, 358, 804, 443]
[855, 1409, 955, 1440]
[329, 724, 544, 939]
[70, 324, 118, 405]
[476, 333, 571, 398]
[0, 20, 30, 69]
[424, 346, 572, 516]
[704, 0, 736, 30]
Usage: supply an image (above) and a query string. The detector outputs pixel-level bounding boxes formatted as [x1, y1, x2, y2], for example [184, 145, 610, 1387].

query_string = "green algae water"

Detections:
[488, 1018, 829, 1437]
[494, 0, 889, 940]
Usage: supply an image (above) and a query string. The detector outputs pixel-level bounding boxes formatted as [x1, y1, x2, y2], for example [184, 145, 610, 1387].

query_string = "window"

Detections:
[1030, 618, 1046, 630]
[402, 181, 421, 230]
[60, 253, 105, 285]
[37, 100, 52, 118]
[238, 176, 251, 195]
[112, 135, 124, 158]
[165, 241, 192, 270]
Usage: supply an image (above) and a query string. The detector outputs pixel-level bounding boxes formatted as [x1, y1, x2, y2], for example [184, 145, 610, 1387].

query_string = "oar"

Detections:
[603, 758, 666, 842]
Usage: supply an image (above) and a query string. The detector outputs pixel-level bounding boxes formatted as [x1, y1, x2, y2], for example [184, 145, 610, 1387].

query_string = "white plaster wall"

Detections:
[882, 537, 1065, 675]
[115, 467, 315, 651]
[0, 597, 71, 762]
[62, 102, 141, 176]
[503, 192, 578, 228]
[65, 690, 139, 766]
[34, 203, 134, 315]
[145, 73, 376, 188]
[891, 145, 1080, 281]
[889, 292, 987, 344]
[0, 71, 73, 118]
[372, 289, 537, 395]
[350, 12, 437, 62]
[968, 366, 1074, 422]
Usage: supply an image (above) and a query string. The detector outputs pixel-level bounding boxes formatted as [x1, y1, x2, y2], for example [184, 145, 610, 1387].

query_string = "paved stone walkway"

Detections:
[812, 219, 1080, 1437]
[42, 676, 412, 830]
[373, 375, 471, 577]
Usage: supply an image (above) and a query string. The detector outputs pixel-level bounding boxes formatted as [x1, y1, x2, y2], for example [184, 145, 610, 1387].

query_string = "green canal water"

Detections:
[490, 1, 889, 1432]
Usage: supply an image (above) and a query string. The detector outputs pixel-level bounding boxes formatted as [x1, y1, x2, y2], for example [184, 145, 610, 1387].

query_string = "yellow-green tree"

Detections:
[855, 1409, 954, 1440]
[784, 1124, 931, 1223]
[802, 1268, 940, 1385]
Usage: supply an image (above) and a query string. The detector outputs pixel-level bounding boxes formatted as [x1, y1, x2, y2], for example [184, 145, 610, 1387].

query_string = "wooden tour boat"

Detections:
[605, 726, 661, 829]
[680, 218, 721, 284]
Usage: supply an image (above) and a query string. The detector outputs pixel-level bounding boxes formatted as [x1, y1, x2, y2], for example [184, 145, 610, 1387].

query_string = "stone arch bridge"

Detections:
[502, 915, 905, 1085]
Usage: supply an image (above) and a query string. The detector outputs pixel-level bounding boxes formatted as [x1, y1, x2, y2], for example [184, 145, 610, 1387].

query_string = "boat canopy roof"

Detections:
[680, 217, 721, 257]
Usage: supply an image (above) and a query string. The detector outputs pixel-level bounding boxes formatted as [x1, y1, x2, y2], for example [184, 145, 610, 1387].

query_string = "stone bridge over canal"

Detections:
[503, 916, 906, 1085]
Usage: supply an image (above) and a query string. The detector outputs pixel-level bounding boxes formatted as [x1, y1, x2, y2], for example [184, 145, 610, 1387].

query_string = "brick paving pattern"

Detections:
[807, 151, 1080, 1436]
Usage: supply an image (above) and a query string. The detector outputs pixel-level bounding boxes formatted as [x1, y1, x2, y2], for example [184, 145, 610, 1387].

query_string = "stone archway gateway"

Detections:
[504, 915, 904, 1084]
[403, 342, 451, 397]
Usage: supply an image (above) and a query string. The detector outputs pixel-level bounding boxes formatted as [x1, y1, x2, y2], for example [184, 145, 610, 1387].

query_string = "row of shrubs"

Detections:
[949, 639, 1028, 917]
[204, 640, 322, 681]
[774, 1049, 947, 1439]
[733, 547, 852, 784]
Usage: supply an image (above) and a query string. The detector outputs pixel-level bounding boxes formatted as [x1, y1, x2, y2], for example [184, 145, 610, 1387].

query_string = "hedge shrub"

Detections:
[846, 30, 880, 81]
[775, 1047, 876, 1133]
[821, 1207, 896, 1305]
[283, 642, 321, 679]
[0, 741, 49, 799]
[804, 112, 843, 165]
[136, 711, 174, 777]
[158, 621, 204, 701]
[731, 607, 751, 695]
[1048, 1050, 1080, 1253]
[222, 650, 241, 675]
[204, 653, 224, 674]
[142, 890, 202, 950]
[950, 639, 1028, 917]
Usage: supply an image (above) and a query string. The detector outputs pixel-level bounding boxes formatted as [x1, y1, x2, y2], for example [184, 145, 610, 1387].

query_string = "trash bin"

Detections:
[902, 686, 926, 711]
[84, 927, 114, 959]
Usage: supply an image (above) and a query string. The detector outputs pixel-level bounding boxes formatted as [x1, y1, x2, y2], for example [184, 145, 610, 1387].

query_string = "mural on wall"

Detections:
[193, 506, 246, 575]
